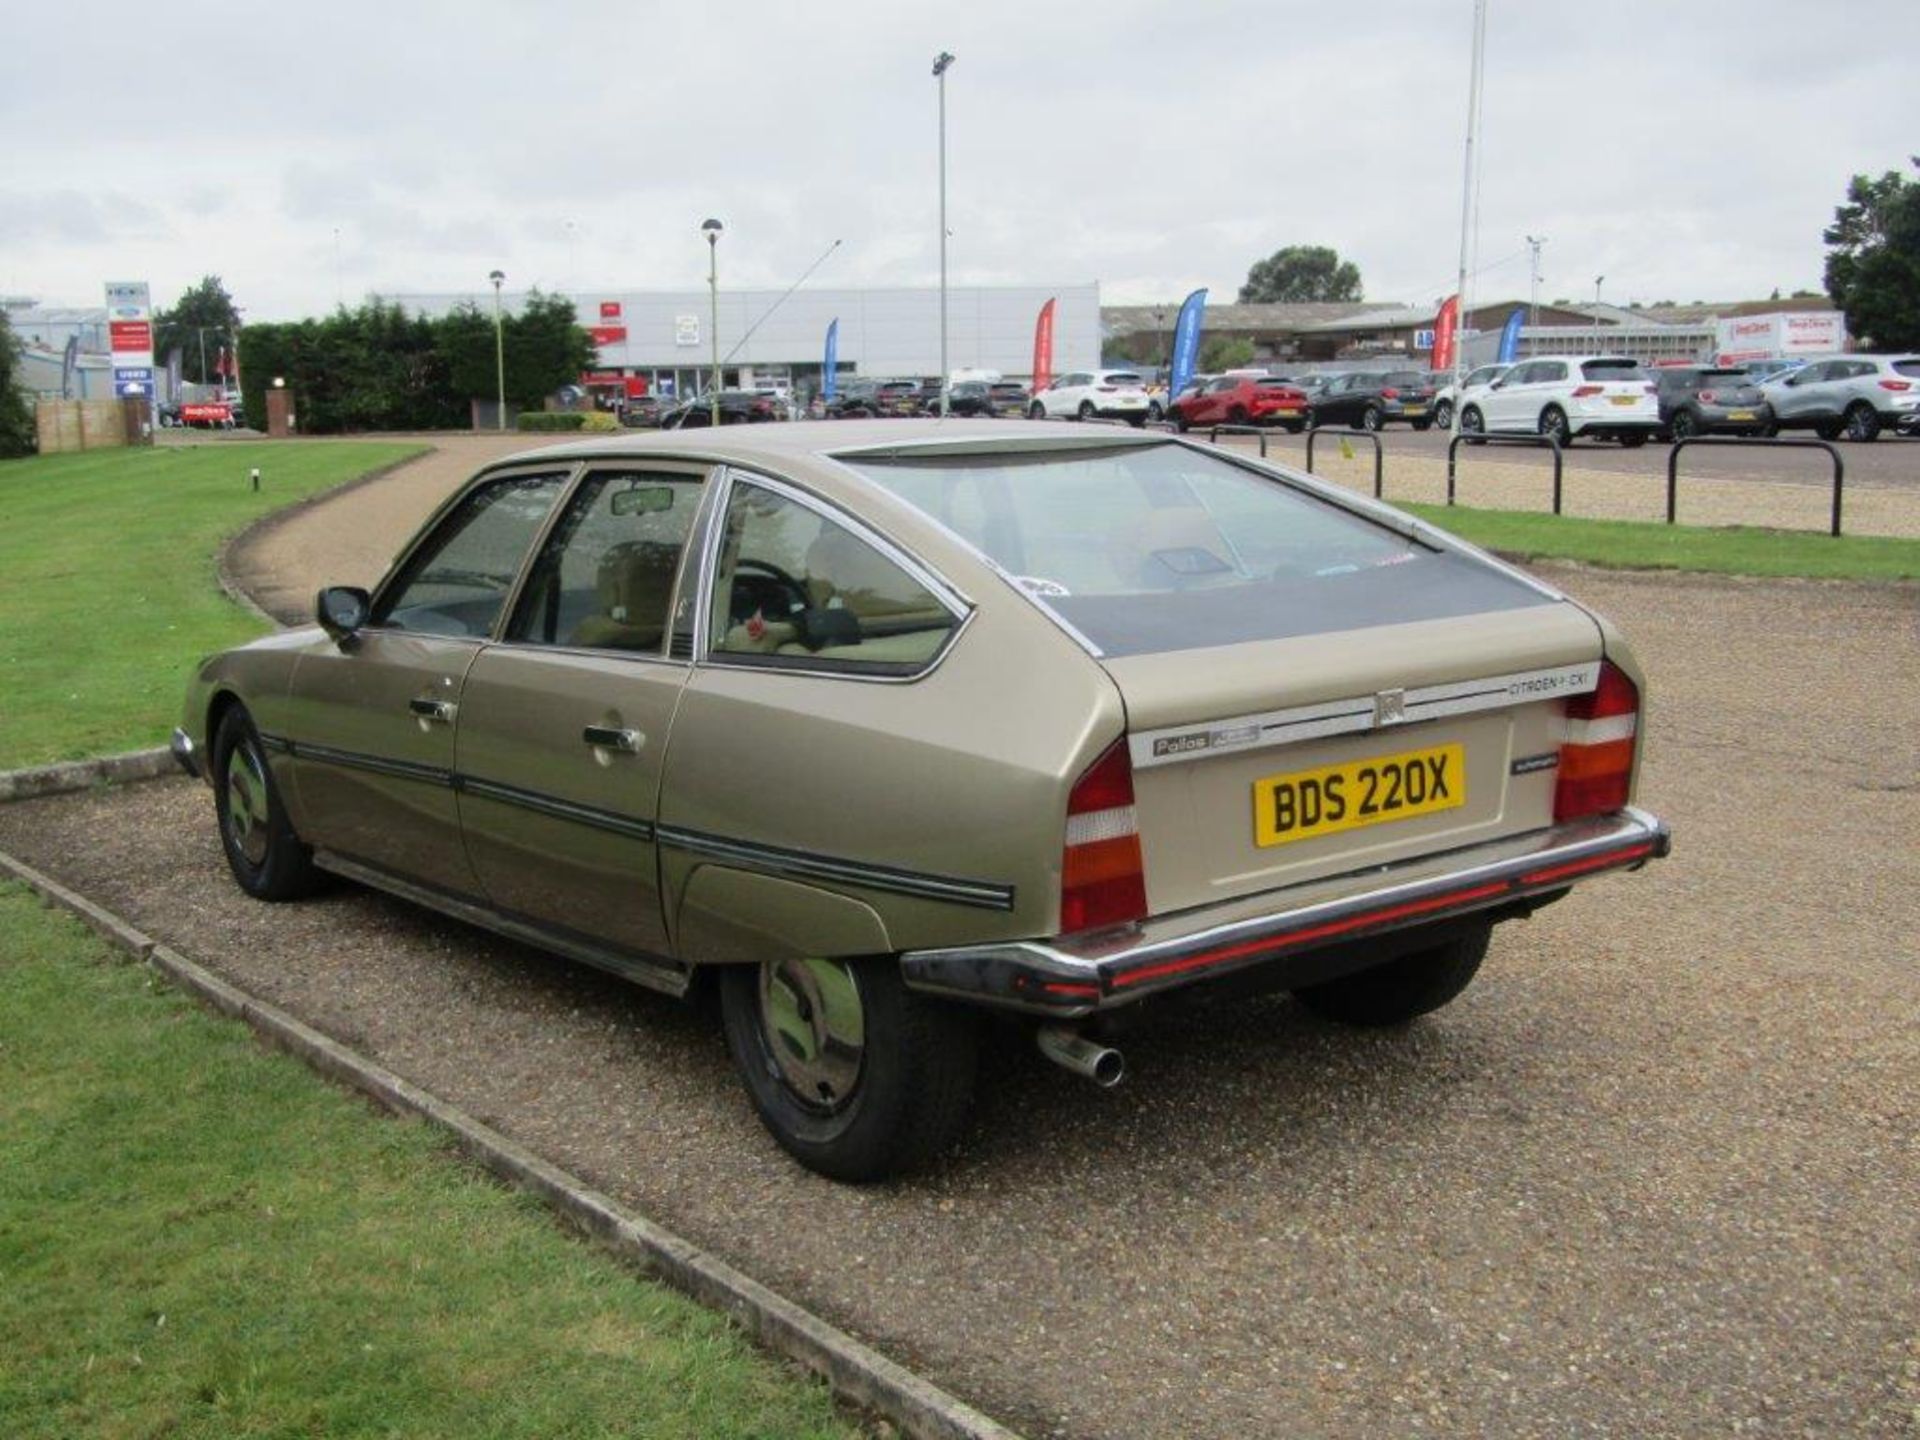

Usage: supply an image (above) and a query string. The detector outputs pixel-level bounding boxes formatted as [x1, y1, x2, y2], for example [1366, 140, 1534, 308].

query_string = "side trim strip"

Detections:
[657, 824, 1016, 912]
[456, 775, 657, 843]
[265, 733, 1013, 911]
[1128, 661, 1601, 770]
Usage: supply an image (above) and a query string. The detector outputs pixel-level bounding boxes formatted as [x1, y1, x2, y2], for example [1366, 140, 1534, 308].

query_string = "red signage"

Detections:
[623, 376, 649, 398]
[1431, 295, 1460, 372]
[109, 320, 153, 353]
[580, 370, 623, 385]
[599, 301, 622, 320]
[1031, 298, 1056, 394]
[589, 325, 628, 346]
[181, 403, 232, 423]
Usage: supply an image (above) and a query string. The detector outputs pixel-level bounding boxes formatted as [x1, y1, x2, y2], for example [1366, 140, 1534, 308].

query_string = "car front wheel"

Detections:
[1432, 399, 1454, 430]
[1076, 400, 1095, 421]
[1291, 925, 1490, 1027]
[1028, 402, 1046, 420]
[213, 705, 322, 901]
[720, 955, 979, 1182]
[1359, 404, 1383, 432]
[1460, 405, 1487, 445]
[1538, 405, 1572, 446]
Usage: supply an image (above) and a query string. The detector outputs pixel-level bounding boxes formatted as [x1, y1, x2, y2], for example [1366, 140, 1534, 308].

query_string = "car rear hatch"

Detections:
[1575, 359, 1657, 416]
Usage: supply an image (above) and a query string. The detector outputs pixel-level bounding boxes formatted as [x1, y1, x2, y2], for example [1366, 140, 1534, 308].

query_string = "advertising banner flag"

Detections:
[1169, 288, 1208, 400]
[1431, 295, 1460, 373]
[823, 318, 839, 399]
[1497, 308, 1525, 364]
[1031, 298, 1057, 394]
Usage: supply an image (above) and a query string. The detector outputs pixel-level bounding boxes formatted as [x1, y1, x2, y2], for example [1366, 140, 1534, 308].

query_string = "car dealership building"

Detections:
[377, 283, 1101, 399]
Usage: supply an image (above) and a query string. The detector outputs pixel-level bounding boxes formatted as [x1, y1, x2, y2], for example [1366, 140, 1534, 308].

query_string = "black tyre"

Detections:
[212, 706, 321, 901]
[1843, 402, 1880, 442]
[1076, 400, 1095, 421]
[1147, 401, 1163, 422]
[720, 955, 979, 1182]
[1028, 402, 1045, 420]
[1538, 405, 1572, 446]
[1460, 405, 1487, 445]
[1432, 399, 1454, 431]
[1359, 404, 1383, 432]
[1173, 408, 1191, 432]
[1759, 420, 1780, 438]
[1669, 408, 1699, 440]
[1291, 926, 1490, 1027]
[1228, 405, 1249, 426]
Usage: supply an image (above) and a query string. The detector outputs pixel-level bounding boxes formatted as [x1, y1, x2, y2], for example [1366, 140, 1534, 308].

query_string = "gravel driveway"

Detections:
[3, 561, 1914, 1438]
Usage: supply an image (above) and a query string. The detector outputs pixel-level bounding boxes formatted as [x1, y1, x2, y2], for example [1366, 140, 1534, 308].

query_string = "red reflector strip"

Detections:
[1041, 981, 1101, 999]
[1111, 880, 1510, 989]
[1519, 842, 1655, 886]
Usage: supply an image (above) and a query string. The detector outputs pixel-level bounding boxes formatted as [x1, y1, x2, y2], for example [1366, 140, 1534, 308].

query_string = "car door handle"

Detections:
[582, 725, 643, 753]
[409, 697, 457, 723]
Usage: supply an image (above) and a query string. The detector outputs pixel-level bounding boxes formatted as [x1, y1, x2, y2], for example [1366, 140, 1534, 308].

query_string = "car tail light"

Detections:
[1554, 662, 1639, 823]
[1571, 385, 1604, 398]
[1880, 379, 1912, 392]
[1698, 389, 1718, 403]
[1380, 387, 1400, 399]
[1061, 741, 1147, 934]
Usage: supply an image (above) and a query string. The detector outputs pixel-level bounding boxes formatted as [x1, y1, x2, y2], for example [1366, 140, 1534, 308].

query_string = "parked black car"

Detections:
[1651, 367, 1772, 439]
[825, 379, 924, 418]
[987, 380, 1031, 416]
[659, 390, 777, 428]
[621, 394, 669, 428]
[1310, 370, 1439, 431]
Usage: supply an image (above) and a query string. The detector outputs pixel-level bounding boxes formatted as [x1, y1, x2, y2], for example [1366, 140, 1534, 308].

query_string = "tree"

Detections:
[1199, 335, 1256, 372]
[0, 310, 35, 457]
[155, 275, 244, 387]
[1824, 158, 1920, 351]
[1238, 246, 1363, 304]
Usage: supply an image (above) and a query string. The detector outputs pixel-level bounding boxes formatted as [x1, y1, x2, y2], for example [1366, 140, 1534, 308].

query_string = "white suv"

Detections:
[1029, 369, 1152, 424]
[1463, 354, 1660, 447]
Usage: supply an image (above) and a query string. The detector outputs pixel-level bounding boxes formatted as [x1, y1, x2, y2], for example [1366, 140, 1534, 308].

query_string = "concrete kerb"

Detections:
[0, 747, 176, 804]
[0, 844, 1023, 1440]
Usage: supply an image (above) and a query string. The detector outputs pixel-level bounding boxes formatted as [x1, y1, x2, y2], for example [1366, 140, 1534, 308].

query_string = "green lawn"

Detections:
[0, 442, 425, 769]
[0, 885, 861, 1440]
[1404, 503, 1920, 582]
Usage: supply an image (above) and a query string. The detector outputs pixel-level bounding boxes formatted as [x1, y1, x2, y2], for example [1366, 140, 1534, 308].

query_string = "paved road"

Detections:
[3, 560, 1914, 1438]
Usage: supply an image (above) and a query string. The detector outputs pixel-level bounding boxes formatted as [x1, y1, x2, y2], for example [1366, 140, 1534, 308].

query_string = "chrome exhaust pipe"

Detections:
[1035, 1025, 1125, 1088]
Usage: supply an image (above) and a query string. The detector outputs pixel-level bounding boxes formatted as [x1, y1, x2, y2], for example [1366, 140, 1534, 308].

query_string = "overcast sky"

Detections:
[4, 1, 1914, 322]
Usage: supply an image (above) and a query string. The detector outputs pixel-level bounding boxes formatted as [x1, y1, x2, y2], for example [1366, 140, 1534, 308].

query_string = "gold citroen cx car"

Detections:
[174, 421, 1668, 1181]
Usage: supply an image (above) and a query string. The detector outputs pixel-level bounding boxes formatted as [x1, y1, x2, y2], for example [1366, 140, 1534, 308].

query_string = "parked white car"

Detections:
[1432, 363, 1510, 432]
[1028, 369, 1153, 424]
[1461, 355, 1660, 447]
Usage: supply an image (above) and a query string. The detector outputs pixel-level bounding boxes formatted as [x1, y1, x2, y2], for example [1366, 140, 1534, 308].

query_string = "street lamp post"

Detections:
[488, 270, 507, 432]
[701, 219, 723, 426]
[933, 51, 955, 418]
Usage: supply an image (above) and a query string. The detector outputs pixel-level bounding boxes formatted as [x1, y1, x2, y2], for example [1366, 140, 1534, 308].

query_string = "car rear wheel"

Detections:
[1432, 399, 1454, 430]
[1843, 402, 1880, 442]
[1291, 925, 1490, 1027]
[1670, 408, 1699, 440]
[720, 955, 979, 1182]
[1538, 405, 1572, 447]
[1359, 404, 1383, 432]
[212, 705, 322, 902]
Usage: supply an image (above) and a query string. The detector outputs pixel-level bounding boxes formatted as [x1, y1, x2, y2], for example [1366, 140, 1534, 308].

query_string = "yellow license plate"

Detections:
[1272, 407, 1300, 417]
[1402, 406, 1427, 416]
[1610, 395, 1638, 406]
[1728, 409, 1755, 420]
[1253, 743, 1466, 848]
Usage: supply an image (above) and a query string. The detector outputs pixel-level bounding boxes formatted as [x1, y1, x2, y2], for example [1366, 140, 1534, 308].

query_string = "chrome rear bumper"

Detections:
[901, 807, 1669, 1016]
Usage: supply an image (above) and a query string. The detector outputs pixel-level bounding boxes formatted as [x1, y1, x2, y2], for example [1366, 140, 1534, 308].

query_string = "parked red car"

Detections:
[1170, 375, 1312, 432]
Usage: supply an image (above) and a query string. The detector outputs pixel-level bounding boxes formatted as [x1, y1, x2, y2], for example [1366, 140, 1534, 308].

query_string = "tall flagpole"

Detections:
[1450, 0, 1488, 438]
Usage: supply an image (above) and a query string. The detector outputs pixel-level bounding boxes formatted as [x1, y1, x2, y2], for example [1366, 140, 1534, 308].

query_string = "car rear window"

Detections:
[1102, 373, 1144, 386]
[1580, 360, 1646, 381]
[1893, 360, 1920, 378]
[1255, 378, 1301, 390]
[843, 443, 1545, 657]
[1384, 371, 1431, 387]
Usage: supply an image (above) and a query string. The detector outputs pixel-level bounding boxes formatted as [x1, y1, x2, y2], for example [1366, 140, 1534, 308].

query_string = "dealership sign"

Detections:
[599, 300, 622, 320]
[589, 325, 628, 346]
[104, 281, 154, 371]
[675, 315, 700, 347]
[1714, 310, 1846, 364]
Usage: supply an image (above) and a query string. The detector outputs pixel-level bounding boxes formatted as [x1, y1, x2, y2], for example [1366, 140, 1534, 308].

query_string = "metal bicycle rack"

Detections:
[1302, 427, 1386, 498]
[1446, 432, 1565, 513]
[1667, 437, 1846, 537]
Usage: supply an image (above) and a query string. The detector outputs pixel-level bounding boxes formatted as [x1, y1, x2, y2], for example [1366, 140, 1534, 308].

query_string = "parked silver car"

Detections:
[1761, 353, 1920, 441]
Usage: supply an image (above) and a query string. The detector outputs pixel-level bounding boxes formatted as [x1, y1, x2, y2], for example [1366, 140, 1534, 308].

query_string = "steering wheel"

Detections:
[731, 557, 812, 620]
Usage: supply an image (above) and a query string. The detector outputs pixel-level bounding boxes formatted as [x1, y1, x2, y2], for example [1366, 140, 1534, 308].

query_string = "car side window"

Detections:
[372, 471, 568, 638]
[708, 480, 961, 676]
[506, 469, 707, 654]
[1537, 362, 1567, 383]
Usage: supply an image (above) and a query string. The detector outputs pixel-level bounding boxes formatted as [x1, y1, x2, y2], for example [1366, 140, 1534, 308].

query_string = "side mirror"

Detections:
[317, 585, 371, 643]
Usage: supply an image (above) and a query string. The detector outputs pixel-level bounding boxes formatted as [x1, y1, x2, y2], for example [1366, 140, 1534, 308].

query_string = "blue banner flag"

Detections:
[1169, 288, 1208, 400]
[822, 319, 840, 399]
[1497, 308, 1525, 364]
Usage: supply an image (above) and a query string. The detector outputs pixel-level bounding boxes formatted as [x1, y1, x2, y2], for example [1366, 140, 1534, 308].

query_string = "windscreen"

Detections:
[1581, 359, 1647, 381]
[844, 443, 1546, 656]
